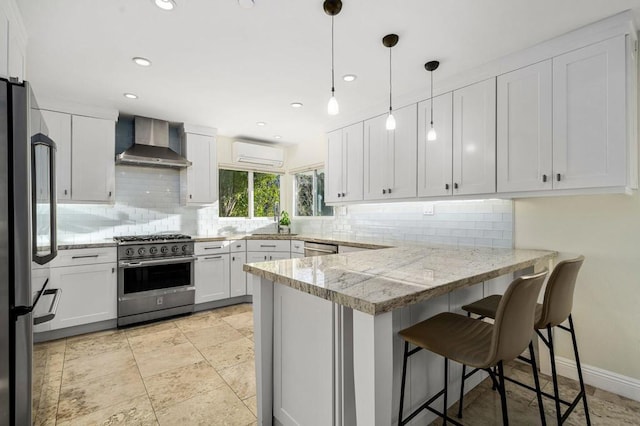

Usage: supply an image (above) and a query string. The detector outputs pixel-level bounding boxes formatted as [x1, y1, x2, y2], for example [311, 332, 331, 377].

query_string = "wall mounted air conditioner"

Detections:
[233, 141, 284, 168]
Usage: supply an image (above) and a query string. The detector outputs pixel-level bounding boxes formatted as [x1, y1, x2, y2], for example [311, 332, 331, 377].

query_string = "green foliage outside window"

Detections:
[295, 169, 333, 217]
[253, 172, 281, 217]
[219, 169, 248, 217]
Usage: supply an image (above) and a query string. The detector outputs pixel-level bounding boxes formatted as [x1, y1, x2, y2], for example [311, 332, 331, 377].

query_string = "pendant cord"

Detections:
[430, 70, 433, 125]
[331, 16, 335, 94]
[389, 47, 392, 112]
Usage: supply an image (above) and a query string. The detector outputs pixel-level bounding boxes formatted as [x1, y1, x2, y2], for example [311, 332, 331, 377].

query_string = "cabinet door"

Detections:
[387, 104, 417, 199]
[195, 254, 230, 303]
[8, 30, 25, 81]
[553, 36, 627, 189]
[418, 93, 454, 197]
[325, 129, 343, 203]
[246, 252, 270, 295]
[497, 60, 553, 193]
[453, 78, 497, 195]
[363, 114, 389, 200]
[230, 252, 247, 297]
[40, 110, 72, 201]
[268, 252, 290, 261]
[48, 263, 117, 330]
[185, 133, 217, 204]
[71, 116, 115, 202]
[342, 122, 364, 202]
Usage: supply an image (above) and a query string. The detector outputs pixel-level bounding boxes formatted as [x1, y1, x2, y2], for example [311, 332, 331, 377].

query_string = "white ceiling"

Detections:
[17, 0, 640, 146]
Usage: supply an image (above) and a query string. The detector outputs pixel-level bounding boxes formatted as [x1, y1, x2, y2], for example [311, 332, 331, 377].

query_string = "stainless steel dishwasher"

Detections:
[304, 242, 338, 257]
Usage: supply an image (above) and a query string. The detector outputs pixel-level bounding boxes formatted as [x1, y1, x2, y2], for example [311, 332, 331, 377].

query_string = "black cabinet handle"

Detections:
[189, 194, 193, 199]
[388, 188, 392, 194]
[556, 173, 562, 182]
[382, 189, 387, 194]
[542, 174, 547, 183]
[232, 256, 235, 261]
[108, 191, 112, 197]
[337, 193, 341, 198]
[64, 189, 68, 195]
[454, 183, 459, 189]
[445, 183, 449, 190]
[342, 192, 346, 197]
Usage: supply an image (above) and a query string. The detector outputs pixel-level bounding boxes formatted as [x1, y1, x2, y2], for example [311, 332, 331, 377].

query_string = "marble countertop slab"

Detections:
[57, 241, 118, 250]
[244, 245, 556, 315]
[193, 233, 392, 249]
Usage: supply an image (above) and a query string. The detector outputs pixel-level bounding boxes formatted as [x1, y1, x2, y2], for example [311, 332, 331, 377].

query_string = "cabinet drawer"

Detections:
[52, 247, 117, 267]
[291, 240, 305, 254]
[195, 241, 231, 256]
[247, 240, 291, 252]
[229, 240, 246, 253]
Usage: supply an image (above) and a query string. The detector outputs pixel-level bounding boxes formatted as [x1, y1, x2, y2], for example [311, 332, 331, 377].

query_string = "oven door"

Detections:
[118, 256, 196, 298]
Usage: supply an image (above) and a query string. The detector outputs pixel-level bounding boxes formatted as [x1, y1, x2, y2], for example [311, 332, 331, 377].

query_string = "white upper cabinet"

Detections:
[40, 110, 72, 201]
[182, 131, 218, 205]
[0, 10, 8, 78]
[552, 35, 627, 190]
[497, 60, 553, 192]
[417, 92, 453, 197]
[364, 104, 417, 200]
[1, 0, 26, 81]
[325, 122, 363, 203]
[452, 78, 497, 196]
[71, 115, 116, 203]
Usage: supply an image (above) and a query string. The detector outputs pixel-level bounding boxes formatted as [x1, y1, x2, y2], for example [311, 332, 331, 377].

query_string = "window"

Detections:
[294, 169, 333, 217]
[219, 169, 281, 218]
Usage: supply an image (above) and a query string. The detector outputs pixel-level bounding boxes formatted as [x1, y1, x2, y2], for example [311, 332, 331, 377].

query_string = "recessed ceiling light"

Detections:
[290, 102, 303, 108]
[256, 122, 266, 126]
[154, 0, 176, 11]
[343, 74, 357, 82]
[132, 57, 152, 67]
[238, 0, 255, 8]
[274, 135, 282, 139]
[124, 93, 138, 99]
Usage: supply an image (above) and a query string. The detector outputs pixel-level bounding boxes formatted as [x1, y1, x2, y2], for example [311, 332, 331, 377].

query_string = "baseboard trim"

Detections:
[555, 356, 640, 402]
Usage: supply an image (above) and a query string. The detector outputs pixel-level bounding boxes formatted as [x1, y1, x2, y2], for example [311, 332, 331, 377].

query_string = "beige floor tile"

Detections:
[128, 327, 189, 355]
[173, 312, 226, 333]
[57, 366, 146, 421]
[56, 395, 157, 426]
[221, 311, 254, 338]
[32, 378, 60, 426]
[124, 319, 179, 339]
[218, 360, 256, 400]
[134, 341, 204, 378]
[61, 348, 136, 386]
[64, 330, 129, 361]
[199, 337, 254, 370]
[144, 360, 226, 410]
[184, 322, 245, 350]
[243, 395, 257, 418]
[155, 384, 256, 426]
[214, 303, 253, 318]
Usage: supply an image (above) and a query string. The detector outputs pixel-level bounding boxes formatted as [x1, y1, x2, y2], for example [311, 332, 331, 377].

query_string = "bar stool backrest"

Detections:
[490, 270, 548, 363]
[537, 255, 585, 329]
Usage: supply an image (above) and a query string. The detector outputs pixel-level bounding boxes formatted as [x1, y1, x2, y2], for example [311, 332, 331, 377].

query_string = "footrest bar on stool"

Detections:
[401, 388, 446, 425]
[561, 390, 586, 424]
[424, 406, 465, 426]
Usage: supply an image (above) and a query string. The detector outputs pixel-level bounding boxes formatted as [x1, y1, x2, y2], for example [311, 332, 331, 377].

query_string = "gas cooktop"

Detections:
[114, 234, 192, 244]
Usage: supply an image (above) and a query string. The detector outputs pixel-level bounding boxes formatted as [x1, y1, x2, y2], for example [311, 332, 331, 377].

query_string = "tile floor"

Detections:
[32, 302, 640, 425]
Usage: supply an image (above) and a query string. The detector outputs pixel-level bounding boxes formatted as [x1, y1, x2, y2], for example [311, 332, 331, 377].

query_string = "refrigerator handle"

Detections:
[33, 289, 61, 325]
[31, 133, 58, 265]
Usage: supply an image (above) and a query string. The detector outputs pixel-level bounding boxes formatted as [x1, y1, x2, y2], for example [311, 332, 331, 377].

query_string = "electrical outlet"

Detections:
[423, 203, 435, 215]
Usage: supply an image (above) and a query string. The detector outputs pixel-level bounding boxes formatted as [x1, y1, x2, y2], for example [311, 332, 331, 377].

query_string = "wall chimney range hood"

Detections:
[115, 117, 192, 168]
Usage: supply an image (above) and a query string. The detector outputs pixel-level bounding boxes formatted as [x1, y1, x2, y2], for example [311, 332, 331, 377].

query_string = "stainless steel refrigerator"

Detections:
[1, 77, 59, 426]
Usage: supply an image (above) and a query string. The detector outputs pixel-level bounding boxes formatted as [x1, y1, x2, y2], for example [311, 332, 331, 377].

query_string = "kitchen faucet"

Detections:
[274, 203, 281, 234]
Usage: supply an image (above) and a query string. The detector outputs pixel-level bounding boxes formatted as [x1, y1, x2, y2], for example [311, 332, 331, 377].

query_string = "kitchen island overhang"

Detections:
[245, 244, 556, 426]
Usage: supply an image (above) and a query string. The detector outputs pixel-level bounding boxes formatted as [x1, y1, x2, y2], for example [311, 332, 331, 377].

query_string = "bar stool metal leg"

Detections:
[457, 364, 466, 419]
[568, 314, 591, 426]
[547, 326, 563, 425]
[398, 341, 409, 425]
[443, 357, 449, 425]
[497, 361, 509, 426]
[529, 341, 546, 426]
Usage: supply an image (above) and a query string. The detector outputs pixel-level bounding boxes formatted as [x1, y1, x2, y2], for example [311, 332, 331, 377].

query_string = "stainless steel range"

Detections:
[115, 234, 195, 326]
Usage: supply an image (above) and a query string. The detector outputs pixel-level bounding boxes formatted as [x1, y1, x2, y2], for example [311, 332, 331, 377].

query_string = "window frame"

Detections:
[292, 167, 334, 218]
[218, 167, 283, 219]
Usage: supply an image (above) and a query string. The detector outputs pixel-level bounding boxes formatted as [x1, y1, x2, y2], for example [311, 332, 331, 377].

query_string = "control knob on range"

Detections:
[149, 246, 158, 255]
[138, 247, 146, 256]
[171, 245, 179, 253]
[125, 248, 134, 256]
[161, 246, 169, 254]
[182, 245, 189, 253]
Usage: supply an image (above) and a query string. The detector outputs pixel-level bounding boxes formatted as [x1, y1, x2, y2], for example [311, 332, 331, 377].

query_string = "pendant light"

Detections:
[324, 0, 342, 115]
[382, 34, 399, 130]
[425, 60, 440, 141]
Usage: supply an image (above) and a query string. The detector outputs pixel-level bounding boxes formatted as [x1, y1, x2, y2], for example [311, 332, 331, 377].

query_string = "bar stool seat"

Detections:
[397, 270, 549, 426]
[461, 255, 590, 425]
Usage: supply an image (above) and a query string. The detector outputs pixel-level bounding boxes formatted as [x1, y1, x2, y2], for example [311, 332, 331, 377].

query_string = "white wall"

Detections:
[515, 193, 640, 380]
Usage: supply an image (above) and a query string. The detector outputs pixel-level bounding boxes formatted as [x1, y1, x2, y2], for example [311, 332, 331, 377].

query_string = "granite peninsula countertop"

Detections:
[243, 245, 556, 315]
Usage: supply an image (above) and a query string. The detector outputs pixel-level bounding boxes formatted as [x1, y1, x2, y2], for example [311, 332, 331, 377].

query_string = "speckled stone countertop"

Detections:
[244, 245, 556, 315]
[57, 241, 118, 250]
[193, 234, 391, 249]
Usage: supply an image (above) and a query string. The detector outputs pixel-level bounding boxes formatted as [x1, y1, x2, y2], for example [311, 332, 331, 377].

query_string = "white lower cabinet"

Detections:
[195, 253, 230, 303]
[48, 262, 117, 330]
[230, 251, 247, 297]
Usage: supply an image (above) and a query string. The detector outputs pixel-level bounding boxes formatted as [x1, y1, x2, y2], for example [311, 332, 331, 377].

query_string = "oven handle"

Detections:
[119, 256, 197, 268]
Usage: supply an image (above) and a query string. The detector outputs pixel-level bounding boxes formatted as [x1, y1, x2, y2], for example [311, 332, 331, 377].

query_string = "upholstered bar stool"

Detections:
[461, 255, 589, 425]
[398, 270, 548, 426]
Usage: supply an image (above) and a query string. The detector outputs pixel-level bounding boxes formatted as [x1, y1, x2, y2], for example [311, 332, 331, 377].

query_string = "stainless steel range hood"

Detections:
[115, 117, 192, 168]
